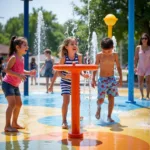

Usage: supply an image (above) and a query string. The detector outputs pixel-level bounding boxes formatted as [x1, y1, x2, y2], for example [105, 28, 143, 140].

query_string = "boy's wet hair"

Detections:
[101, 37, 113, 50]
[44, 49, 51, 55]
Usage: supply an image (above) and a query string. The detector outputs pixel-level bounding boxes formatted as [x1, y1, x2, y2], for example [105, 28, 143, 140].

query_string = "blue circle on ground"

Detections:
[0, 92, 150, 127]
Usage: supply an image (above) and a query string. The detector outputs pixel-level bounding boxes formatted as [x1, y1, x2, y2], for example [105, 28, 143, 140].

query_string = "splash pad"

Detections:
[53, 62, 98, 138]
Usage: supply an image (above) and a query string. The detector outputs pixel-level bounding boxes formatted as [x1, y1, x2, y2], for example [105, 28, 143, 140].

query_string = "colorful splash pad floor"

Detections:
[0, 89, 150, 150]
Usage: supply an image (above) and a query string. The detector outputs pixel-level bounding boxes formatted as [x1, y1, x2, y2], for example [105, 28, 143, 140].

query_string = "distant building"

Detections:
[0, 44, 9, 56]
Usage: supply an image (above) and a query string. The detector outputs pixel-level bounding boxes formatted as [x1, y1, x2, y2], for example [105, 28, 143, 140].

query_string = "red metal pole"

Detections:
[68, 71, 83, 138]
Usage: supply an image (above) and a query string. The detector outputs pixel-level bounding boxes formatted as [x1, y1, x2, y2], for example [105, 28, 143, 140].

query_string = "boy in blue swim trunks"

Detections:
[92, 37, 122, 122]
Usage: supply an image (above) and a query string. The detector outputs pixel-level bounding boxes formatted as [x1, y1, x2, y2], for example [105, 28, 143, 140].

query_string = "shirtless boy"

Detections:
[92, 37, 122, 122]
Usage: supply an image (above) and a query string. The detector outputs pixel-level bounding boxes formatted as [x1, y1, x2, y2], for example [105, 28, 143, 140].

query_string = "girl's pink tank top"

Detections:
[3, 54, 24, 87]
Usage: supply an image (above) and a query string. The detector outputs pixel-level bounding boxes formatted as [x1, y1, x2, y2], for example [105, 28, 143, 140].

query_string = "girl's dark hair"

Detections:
[139, 33, 150, 46]
[9, 36, 27, 56]
[31, 57, 36, 63]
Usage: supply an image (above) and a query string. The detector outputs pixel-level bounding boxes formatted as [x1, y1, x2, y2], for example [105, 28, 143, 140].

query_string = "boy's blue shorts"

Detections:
[97, 76, 118, 99]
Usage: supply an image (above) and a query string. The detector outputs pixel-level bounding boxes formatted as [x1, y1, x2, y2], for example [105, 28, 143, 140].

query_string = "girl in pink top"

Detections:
[2, 36, 36, 132]
[134, 33, 150, 100]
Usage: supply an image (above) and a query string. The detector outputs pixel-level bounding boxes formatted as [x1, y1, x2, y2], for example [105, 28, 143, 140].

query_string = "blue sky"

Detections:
[0, 0, 82, 25]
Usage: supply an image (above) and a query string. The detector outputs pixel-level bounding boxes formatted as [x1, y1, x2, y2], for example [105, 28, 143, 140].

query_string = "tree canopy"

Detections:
[72, 0, 150, 64]
[0, 7, 65, 56]
[0, 1, 150, 64]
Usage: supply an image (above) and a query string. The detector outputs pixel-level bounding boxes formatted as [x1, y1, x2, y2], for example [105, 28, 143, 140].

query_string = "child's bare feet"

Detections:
[95, 107, 101, 120]
[139, 96, 144, 100]
[107, 117, 114, 122]
[12, 124, 25, 129]
[5, 126, 18, 132]
[62, 122, 68, 129]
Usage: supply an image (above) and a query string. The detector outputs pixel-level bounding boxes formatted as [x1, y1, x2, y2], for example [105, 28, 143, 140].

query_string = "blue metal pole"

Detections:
[24, 0, 29, 96]
[127, 0, 136, 103]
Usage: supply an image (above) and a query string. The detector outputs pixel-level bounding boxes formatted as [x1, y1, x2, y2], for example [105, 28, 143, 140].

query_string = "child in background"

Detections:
[2, 57, 7, 78]
[0, 57, 4, 83]
[2, 36, 36, 132]
[84, 52, 90, 64]
[40, 49, 54, 93]
[92, 37, 122, 122]
[30, 57, 37, 85]
[48, 37, 89, 129]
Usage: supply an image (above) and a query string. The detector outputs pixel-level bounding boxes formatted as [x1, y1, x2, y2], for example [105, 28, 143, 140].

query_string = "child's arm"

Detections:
[57, 57, 67, 78]
[92, 54, 100, 88]
[40, 62, 46, 72]
[48, 71, 58, 92]
[52, 58, 55, 74]
[57, 57, 74, 80]
[115, 53, 123, 87]
[78, 54, 89, 78]
[5, 56, 26, 81]
[134, 46, 139, 72]
[24, 70, 36, 76]
[52, 57, 55, 65]
[48, 57, 65, 92]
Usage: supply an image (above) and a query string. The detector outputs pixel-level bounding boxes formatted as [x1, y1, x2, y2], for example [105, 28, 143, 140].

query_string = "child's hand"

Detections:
[30, 69, 36, 76]
[91, 79, 96, 88]
[82, 73, 90, 79]
[134, 67, 137, 73]
[117, 78, 123, 87]
[65, 73, 71, 79]
[18, 74, 26, 81]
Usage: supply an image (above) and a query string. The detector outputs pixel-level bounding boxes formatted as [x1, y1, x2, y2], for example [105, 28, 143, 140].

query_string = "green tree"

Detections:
[5, 14, 24, 37]
[0, 22, 9, 45]
[74, 0, 150, 39]
[135, 0, 150, 36]
[0, 8, 65, 57]
[73, 0, 150, 64]
[63, 19, 90, 55]
[0, 23, 3, 33]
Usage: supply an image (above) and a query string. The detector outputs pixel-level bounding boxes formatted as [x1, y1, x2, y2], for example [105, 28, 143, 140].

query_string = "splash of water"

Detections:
[91, 32, 98, 64]
[64, 26, 69, 37]
[71, 22, 78, 37]
[84, 32, 98, 128]
[112, 36, 117, 52]
[34, 11, 47, 55]
[112, 36, 119, 79]
[87, 0, 91, 55]
[34, 11, 47, 85]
